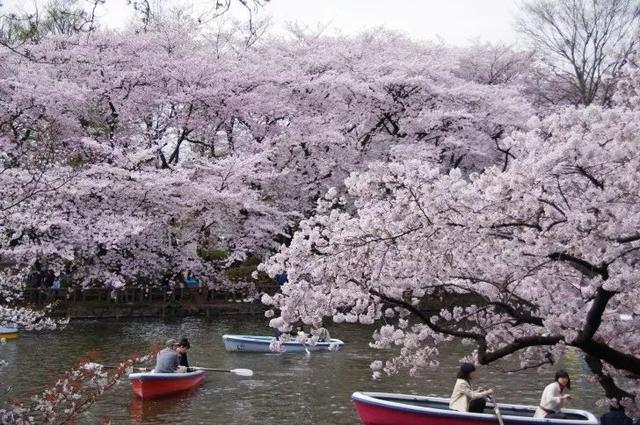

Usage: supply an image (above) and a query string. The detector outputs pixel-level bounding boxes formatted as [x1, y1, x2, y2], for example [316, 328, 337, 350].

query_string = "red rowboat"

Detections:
[128, 370, 205, 399]
[352, 392, 599, 425]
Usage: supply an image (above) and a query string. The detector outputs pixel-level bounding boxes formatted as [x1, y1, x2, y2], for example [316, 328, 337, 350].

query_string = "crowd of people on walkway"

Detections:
[22, 263, 272, 304]
[27, 261, 62, 290]
[26, 260, 208, 293]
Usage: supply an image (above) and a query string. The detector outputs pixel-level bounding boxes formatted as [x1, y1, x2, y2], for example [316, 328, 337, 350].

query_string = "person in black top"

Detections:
[43, 269, 55, 288]
[600, 404, 633, 425]
[176, 338, 191, 368]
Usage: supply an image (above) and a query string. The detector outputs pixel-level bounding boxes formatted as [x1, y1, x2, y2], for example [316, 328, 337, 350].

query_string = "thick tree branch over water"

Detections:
[265, 97, 640, 409]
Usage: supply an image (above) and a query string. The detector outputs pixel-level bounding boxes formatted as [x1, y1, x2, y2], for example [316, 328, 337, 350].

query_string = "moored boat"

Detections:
[128, 370, 205, 399]
[0, 326, 18, 340]
[222, 334, 344, 353]
[352, 392, 598, 425]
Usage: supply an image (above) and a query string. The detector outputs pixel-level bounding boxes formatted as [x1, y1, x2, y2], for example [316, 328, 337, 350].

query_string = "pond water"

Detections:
[0, 317, 604, 424]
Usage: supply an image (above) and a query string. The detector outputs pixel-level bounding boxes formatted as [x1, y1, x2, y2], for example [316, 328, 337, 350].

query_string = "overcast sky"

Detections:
[1, 0, 521, 46]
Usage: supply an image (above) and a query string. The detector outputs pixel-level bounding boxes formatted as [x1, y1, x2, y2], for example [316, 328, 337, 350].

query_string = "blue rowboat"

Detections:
[0, 326, 18, 340]
[222, 334, 344, 353]
[352, 392, 599, 425]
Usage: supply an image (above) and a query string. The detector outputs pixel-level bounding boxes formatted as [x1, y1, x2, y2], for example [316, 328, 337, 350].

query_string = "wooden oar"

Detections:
[96, 364, 253, 377]
[98, 365, 150, 372]
[488, 395, 505, 425]
[191, 366, 253, 377]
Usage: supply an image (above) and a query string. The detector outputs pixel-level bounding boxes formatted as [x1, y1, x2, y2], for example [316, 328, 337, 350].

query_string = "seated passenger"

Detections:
[600, 404, 633, 425]
[533, 370, 572, 418]
[449, 363, 494, 413]
[176, 338, 191, 369]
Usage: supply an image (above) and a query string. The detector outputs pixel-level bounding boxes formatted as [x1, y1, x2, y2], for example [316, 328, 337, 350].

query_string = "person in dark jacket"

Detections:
[176, 338, 191, 368]
[600, 405, 633, 425]
[28, 271, 42, 289]
[275, 271, 288, 286]
[43, 269, 55, 288]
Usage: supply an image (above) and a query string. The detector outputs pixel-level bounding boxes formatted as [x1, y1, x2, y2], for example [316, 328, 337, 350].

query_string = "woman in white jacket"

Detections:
[449, 363, 494, 413]
[533, 370, 572, 418]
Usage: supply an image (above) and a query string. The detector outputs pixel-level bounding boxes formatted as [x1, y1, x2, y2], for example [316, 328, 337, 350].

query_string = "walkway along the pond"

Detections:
[21, 286, 280, 319]
[19, 286, 480, 320]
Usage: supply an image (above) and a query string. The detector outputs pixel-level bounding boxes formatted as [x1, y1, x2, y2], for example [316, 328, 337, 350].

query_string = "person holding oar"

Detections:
[154, 338, 187, 373]
[449, 363, 494, 413]
[154, 337, 192, 373]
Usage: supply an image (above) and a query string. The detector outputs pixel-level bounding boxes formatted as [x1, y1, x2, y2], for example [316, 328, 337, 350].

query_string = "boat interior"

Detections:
[376, 396, 590, 421]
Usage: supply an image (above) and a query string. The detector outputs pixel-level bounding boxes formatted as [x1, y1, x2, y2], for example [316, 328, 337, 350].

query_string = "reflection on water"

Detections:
[129, 390, 201, 424]
[0, 317, 605, 424]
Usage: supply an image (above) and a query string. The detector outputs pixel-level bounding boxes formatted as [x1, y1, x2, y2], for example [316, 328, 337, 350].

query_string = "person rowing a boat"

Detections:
[449, 363, 494, 413]
[315, 327, 331, 342]
[533, 370, 572, 419]
[154, 339, 188, 373]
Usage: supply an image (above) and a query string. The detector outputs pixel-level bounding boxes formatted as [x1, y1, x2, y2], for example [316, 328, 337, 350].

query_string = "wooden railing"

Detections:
[22, 285, 281, 306]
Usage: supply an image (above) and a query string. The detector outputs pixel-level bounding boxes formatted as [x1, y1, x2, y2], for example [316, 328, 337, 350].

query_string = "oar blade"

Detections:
[488, 395, 505, 425]
[192, 366, 253, 376]
[230, 368, 254, 377]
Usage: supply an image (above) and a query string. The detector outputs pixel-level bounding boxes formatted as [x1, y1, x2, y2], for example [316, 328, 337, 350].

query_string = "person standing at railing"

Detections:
[185, 271, 199, 287]
[28, 270, 42, 289]
[43, 269, 55, 289]
[52, 273, 61, 290]
[172, 272, 185, 301]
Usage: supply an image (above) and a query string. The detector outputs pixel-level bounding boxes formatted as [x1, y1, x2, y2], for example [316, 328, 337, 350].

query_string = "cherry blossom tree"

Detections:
[262, 82, 640, 410]
[0, 28, 290, 328]
[0, 21, 536, 353]
[1, 26, 534, 305]
[2, 0, 639, 418]
[252, 31, 534, 218]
